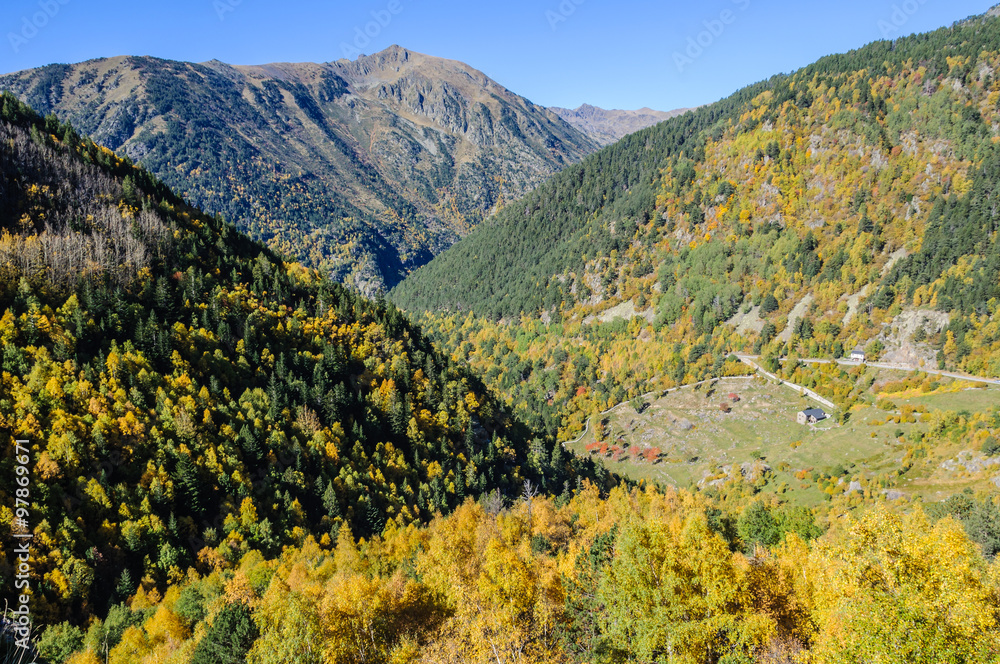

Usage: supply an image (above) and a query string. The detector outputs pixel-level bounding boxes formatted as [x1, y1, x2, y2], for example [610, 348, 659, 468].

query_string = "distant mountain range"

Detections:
[550, 103, 695, 146]
[0, 46, 601, 292]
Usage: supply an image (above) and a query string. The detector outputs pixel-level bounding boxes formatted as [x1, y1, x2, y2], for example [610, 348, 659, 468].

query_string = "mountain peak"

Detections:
[551, 103, 694, 146]
[335, 43, 411, 68]
[0, 50, 597, 293]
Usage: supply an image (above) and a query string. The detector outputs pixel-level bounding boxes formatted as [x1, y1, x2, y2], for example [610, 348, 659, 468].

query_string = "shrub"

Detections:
[37, 622, 84, 664]
[737, 501, 780, 551]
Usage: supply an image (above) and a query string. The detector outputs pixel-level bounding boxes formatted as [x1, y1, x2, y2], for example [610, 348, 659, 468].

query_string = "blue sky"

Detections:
[0, 0, 995, 111]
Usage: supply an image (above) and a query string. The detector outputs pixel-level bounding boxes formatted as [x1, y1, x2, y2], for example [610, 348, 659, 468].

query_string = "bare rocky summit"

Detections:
[550, 103, 695, 146]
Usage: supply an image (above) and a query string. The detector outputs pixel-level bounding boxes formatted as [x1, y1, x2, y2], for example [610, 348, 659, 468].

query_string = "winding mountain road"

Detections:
[734, 355, 836, 410]
[561, 354, 1000, 448]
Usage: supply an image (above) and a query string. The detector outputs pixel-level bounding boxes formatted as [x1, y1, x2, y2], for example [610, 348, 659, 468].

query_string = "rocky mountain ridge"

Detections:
[550, 103, 694, 146]
[0, 46, 597, 292]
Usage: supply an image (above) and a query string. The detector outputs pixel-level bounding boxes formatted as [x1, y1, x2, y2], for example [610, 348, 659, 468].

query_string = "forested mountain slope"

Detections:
[0, 94, 605, 623]
[394, 11, 1000, 370]
[0, 46, 597, 293]
[390, 8, 1000, 445]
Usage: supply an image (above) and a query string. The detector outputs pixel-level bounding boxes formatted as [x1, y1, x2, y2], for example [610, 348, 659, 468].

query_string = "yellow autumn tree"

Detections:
[808, 506, 1000, 663]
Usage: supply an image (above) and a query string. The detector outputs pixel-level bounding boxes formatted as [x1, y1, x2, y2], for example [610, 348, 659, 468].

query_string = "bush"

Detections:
[37, 622, 84, 664]
[983, 436, 1000, 457]
[737, 501, 780, 551]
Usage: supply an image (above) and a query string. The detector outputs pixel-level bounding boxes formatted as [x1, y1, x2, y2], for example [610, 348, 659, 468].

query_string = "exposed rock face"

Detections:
[940, 451, 1000, 473]
[550, 103, 695, 146]
[877, 308, 950, 367]
[0, 47, 597, 292]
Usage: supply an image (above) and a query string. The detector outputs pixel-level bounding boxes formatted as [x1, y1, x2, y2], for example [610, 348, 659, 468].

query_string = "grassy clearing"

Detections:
[896, 384, 998, 413]
[566, 371, 1000, 507]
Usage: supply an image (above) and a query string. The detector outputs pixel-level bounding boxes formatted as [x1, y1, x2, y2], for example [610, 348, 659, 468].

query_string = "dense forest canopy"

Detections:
[25, 484, 1000, 664]
[0, 92, 611, 625]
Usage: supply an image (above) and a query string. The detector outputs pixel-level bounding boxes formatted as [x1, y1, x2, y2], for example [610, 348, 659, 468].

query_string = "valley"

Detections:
[392, 11, 1000, 475]
[4, 3, 1000, 662]
[566, 368, 1000, 508]
[0, 95, 609, 626]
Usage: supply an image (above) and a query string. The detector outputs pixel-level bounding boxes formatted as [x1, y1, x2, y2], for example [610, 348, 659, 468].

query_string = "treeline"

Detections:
[389, 76, 779, 319]
[134, 56, 415, 290]
[0, 93, 610, 623]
